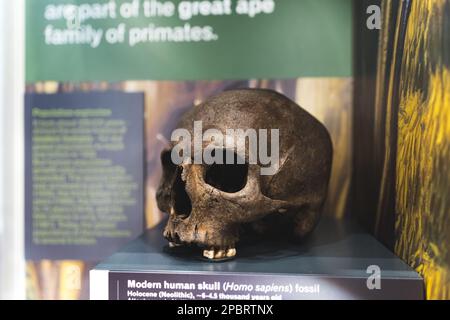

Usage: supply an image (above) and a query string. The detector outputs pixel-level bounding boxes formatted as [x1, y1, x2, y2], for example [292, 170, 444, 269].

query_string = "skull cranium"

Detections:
[156, 89, 332, 260]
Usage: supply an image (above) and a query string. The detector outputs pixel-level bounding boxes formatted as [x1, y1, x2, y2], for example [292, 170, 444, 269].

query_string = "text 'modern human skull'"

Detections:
[156, 89, 332, 261]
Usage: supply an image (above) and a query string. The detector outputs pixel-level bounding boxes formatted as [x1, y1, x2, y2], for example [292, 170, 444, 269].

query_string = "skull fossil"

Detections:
[156, 89, 332, 261]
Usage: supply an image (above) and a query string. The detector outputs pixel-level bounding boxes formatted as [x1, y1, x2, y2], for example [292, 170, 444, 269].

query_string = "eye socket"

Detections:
[204, 149, 248, 193]
[161, 149, 192, 218]
[161, 149, 176, 171]
[173, 167, 192, 218]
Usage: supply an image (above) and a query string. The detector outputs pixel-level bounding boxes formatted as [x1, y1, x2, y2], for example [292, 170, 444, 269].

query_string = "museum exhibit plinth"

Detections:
[90, 218, 423, 300]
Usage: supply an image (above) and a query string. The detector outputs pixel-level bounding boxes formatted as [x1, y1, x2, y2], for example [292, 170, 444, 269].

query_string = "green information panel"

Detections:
[26, 0, 352, 81]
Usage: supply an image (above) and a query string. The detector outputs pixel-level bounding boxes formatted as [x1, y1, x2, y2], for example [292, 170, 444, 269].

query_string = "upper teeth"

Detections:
[169, 242, 182, 248]
[203, 248, 236, 260]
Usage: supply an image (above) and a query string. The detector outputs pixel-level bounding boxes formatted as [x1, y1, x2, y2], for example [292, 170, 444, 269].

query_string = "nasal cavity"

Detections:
[172, 167, 192, 218]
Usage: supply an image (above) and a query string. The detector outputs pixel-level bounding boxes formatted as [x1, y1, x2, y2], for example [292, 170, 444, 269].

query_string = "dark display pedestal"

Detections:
[90, 218, 423, 300]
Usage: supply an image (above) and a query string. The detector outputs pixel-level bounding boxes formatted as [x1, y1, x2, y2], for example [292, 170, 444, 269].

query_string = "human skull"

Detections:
[156, 89, 332, 261]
